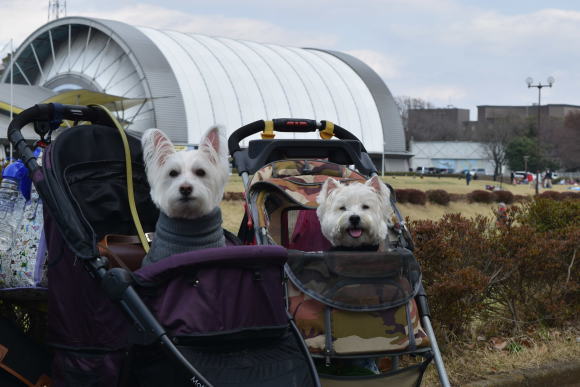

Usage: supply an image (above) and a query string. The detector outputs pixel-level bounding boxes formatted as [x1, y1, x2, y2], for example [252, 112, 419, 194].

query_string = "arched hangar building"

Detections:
[0, 17, 410, 171]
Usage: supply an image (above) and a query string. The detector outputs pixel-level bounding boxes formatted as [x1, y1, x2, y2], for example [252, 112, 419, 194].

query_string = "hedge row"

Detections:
[410, 197, 579, 341]
[221, 189, 580, 204]
[392, 188, 542, 205]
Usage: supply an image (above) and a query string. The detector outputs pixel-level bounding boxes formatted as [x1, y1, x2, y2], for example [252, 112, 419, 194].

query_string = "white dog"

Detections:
[316, 176, 394, 248]
[140, 126, 229, 266]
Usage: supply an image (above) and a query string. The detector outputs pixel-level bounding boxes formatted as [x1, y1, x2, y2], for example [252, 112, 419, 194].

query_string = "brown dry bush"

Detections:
[426, 189, 451, 205]
[513, 194, 529, 203]
[394, 188, 409, 203]
[560, 191, 580, 200]
[537, 190, 562, 201]
[491, 190, 514, 204]
[407, 189, 427, 205]
[410, 214, 493, 338]
[468, 190, 493, 203]
[409, 198, 579, 340]
[486, 223, 579, 332]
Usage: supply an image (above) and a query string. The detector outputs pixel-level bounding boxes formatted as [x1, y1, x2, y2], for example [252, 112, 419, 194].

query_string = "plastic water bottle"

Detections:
[0, 161, 28, 251]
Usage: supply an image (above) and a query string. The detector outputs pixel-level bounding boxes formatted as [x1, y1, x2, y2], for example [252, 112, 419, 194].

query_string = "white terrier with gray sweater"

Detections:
[140, 126, 229, 266]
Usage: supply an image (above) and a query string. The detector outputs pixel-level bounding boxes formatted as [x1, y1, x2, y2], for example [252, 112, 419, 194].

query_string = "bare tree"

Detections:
[477, 116, 527, 180]
[394, 96, 435, 132]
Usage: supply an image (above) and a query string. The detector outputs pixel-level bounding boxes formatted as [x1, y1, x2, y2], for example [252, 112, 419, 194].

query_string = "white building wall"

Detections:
[410, 140, 496, 174]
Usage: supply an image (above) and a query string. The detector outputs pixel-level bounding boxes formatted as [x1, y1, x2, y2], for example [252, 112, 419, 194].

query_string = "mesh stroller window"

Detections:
[65, 160, 159, 239]
[286, 248, 421, 311]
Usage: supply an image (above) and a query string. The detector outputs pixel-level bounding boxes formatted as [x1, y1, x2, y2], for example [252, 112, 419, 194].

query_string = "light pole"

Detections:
[526, 77, 554, 195]
[526, 76, 555, 136]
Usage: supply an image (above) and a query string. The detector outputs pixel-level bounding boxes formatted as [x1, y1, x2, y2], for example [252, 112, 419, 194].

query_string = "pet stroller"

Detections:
[229, 119, 451, 386]
[6, 103, 320, 387]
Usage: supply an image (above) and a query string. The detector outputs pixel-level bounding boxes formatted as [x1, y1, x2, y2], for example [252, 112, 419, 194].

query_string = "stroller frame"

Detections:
[228, 118, 451, 387]
[8, 105, 320, 387]
[8, 103, 214, 386]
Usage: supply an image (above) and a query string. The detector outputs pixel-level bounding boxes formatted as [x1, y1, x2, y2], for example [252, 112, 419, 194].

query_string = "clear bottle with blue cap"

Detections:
[0, 158, 31, 251]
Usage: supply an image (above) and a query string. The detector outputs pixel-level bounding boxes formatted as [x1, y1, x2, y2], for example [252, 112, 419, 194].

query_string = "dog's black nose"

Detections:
[349, 215, 360, 225]
[179, 185, 193, 196]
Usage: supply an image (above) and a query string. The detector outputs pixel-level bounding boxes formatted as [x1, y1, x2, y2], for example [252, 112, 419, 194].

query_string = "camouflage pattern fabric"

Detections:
[250, 160, 366, 187]
[249, 160, 367, 208]
[288, 282, 429, 355]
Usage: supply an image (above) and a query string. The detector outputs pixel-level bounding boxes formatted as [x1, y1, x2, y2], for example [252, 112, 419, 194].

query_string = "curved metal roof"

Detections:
[1, 16, 406, 154]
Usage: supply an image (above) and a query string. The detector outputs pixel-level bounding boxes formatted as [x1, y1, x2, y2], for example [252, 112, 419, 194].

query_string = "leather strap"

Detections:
[0, 345, 52, 387]
[102, 233, 154, 245]
[97, 244, 132, 272]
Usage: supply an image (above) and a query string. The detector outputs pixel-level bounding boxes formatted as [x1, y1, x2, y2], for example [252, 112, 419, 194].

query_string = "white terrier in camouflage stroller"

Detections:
[228, 118, 451, 386]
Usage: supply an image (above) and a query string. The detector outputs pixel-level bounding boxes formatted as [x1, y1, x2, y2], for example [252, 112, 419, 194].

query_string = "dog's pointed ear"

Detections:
[199, 126, 228, 165]
[142, 129, 174, 168]
[317, 177, 341, 205]
[366, 175, 387, 195]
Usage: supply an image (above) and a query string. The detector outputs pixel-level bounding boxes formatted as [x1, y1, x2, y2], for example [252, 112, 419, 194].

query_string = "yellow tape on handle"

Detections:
[261, 120, 275, 139]
[319, 121, 335, 140]
[91, 105, 150, 253]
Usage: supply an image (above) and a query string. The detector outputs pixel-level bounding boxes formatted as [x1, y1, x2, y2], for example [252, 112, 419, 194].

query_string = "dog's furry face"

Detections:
[141, 127, 229, 219]
[316, 176, 394, 247]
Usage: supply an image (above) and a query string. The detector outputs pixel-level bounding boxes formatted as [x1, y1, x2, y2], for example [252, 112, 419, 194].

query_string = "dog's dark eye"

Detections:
[195, 169, 206, 177]
[339, 206, 346, 211]
[169, 169, 179, 177]
[362, 204, 369, 210]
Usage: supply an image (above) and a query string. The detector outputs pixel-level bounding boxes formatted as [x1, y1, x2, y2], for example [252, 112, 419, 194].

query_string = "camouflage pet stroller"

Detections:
[229, 119, 451, 386]
[5, 104, 320, 387]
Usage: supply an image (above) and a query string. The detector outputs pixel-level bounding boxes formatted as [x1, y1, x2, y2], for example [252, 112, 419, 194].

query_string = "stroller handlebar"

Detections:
[7, 103, 116, 174]
[228, 118, 363, 156]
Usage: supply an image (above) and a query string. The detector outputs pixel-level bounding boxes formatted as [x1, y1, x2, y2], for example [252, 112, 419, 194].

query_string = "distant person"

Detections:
[466, 170, 472, 185]
[527, 172, 533, 184]
[510, 171, 515, 184]
[543, 170, 553, 188]
[496, 202, 508, 227]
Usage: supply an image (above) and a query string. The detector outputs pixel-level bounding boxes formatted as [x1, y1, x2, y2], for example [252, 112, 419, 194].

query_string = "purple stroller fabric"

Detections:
[133, 245, 288, 337]
[45, 205, 291, 385]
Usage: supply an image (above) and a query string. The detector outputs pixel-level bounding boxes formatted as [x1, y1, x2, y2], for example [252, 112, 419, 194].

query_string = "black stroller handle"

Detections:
[8, 103, 117, 174]
[228, 118, 363, 156]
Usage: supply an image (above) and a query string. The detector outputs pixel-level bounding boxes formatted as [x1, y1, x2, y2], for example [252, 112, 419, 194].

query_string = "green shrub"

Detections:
[469, 190, 493, 203]
[537, 191, 562, 201]
[492, 190, 514, 204]
[517, 197, 580, 232]
[426, 189, 451, 205]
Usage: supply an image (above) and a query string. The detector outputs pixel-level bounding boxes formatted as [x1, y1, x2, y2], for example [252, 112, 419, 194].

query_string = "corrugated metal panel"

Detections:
[4, 17, 407, 154]
[312, 49, 407, 154]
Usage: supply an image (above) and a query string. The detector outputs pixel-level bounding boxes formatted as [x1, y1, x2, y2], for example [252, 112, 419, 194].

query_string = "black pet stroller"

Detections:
[228, 119, 451, 386]
[5, 103, 320, 387]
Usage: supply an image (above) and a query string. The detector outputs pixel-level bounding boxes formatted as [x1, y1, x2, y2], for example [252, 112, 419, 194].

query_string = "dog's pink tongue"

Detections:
[348, 228, 363, 238]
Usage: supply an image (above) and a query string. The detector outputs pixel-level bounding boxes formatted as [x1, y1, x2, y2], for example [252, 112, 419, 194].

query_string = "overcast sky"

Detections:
[1, 0, 579, 119]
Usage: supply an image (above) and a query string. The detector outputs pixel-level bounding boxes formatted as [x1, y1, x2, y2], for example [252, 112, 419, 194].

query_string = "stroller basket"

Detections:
[287, 249, 421, 312]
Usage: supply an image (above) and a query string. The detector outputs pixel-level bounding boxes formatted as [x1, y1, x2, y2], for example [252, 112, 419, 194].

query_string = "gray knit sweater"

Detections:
[141, 207, 225, 267]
